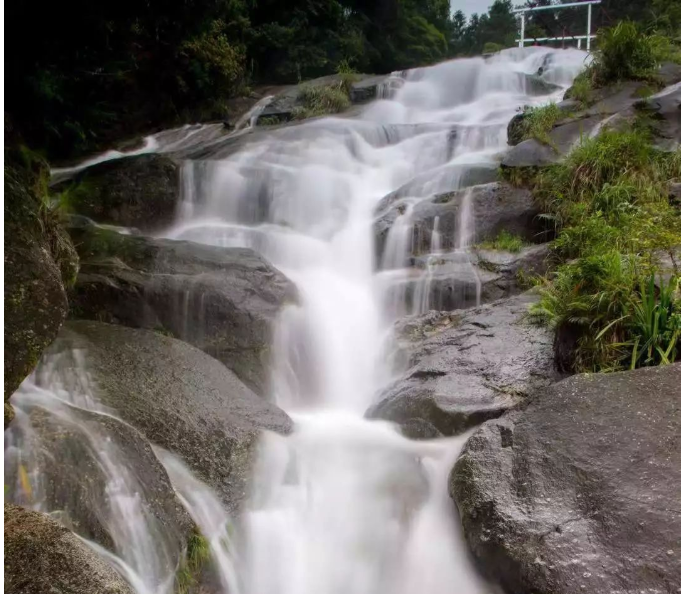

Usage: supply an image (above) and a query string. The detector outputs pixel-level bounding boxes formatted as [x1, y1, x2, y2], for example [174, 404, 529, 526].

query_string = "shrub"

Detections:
[589, 21, 680, 85]
[175, 528, 210, 594]
[483, 42, 504, 54]
[293, 83, 351, 120]
[529, 127, 681, 372]
[566, 68, 593, 106]
[518, 103, 562, 145]
[479, 230, 526, 252]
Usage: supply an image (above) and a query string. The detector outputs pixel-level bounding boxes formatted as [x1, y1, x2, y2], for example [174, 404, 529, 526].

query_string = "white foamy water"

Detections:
[6, 47, 586, 594]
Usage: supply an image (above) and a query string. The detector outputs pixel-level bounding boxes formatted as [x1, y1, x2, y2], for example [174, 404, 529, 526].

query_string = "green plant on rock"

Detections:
[528, 125, 681, 372]
[479, 230, 526, 253]
[589, 21, 679, 85]
[566, 68, 593, 106]
[293, 82, 351, 120]
[175, 528, 211, 594]
[518, 103, 563, 145]
[336, 59, 360, 95]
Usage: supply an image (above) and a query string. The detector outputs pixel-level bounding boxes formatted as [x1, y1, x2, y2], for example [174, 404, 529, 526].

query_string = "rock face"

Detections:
[399, 243, 550, 312]
[452, 363, 681, 594]
[366, 292, 559, 436]
[64, 154, 180, 232]
[68, 222, 297, 394]
[5, 503, 135, 594]
[375, 182, 545, 264]
[10, 404, 193, 556]
[4, 163, 78, 427]
[47, 321, 292, 511]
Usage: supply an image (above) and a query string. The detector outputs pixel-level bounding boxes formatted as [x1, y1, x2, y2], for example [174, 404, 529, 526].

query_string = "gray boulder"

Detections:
[5, 503, 134, 594]
[375, 183, 545, 264]
[366, 292, 558, 436]
[68, 222, 297, 395]
[452, 363, 681, 594]
[7, 403, 192, 560]
[46, 321, 293, 512]
[399, 243, 550, 312]
[4, 163, 79, 427]
[62, 154, 180, 233]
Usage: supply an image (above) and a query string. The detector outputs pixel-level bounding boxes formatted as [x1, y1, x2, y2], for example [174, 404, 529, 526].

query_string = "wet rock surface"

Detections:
[366, 292, 558, 436]
[5, 503, 135, 594]
[11, 404, 193, 555]
[4, 164, 78, 426]
[62, 154, 180, 233]
[452, 363, 681, 594]
[375, 182, 545, 264]
[47, 321, 293, 511]
[68, 222, 297, 395]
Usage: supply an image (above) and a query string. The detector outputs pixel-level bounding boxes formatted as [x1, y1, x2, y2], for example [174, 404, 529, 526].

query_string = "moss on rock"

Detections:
[4, 503, 135, 594]
[4, 162, 79, 425]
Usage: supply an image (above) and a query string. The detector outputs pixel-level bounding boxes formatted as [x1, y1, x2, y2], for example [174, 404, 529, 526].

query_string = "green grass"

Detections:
[584, 21, 680, 87]
[513, 103, 563, 146]
[292, 79, 352, 120]
[528, 127, 681, 372]
[566, 68, 593, 106]
[479, 230, 527, 253]
[175, 528, 211, 594]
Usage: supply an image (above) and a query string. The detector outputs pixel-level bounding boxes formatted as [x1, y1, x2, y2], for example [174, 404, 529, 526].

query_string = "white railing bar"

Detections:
[513, 0, 600, 13]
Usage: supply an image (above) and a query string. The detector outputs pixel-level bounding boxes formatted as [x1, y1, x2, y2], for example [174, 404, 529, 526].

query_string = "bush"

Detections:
[482, 42, 504, 54]
[529, 127, 681, 372]
[566, 68, 593, 105]
[590, 21, 679, 85]
[518, 103, 562, 145]
[479, 230, 526, 252]
[292, 83, 351, 120]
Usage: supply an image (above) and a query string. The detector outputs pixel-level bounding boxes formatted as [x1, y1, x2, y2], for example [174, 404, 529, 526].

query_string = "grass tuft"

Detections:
[479, 230, 527, 253]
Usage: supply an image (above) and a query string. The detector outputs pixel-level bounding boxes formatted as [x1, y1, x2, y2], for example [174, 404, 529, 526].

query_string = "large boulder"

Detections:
[4, 162, 78, 427]
[5, 503, 134, 594]
[366, 292, 559, 435]
[6, 400, 193, 559]
[375, 182, 545, 265]
[68, 222, 297, 394]
[43, 321, 293, 512]
[452, 363, 681, 594]
[395, 243, 551, 312]
[61, 154, 180, 233]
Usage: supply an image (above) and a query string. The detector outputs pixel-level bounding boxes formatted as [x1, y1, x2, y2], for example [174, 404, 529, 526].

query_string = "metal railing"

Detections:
[514, 0, 601, 50]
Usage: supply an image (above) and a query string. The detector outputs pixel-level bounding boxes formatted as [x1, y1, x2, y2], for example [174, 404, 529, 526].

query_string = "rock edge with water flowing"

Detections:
[42, 321, 293, 512]
[68, 221, 298, 395]
[4, 503, 135, 594]
[451, 363, 681, 594]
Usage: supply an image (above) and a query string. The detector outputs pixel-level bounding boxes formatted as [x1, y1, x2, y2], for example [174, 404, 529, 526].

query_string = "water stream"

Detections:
[6, 47, 586, 594]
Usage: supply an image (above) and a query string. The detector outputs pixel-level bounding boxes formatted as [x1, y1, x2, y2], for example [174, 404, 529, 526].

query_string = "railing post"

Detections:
[520, 13, 525, 48]
[586, 4, 592, 50]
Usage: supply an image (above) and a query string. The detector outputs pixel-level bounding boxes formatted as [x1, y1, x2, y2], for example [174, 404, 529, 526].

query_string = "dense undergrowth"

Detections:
[529, 127, 681, 372]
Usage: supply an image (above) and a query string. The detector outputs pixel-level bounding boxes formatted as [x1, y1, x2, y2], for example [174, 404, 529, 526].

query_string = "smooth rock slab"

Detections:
[366, 292, 558, 436]
[44, 321, 293, 512]
[69, 222, 297, 395]
[452, 363, 681, 594]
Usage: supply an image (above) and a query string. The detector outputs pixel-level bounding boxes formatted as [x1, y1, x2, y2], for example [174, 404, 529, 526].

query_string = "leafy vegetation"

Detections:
[175, 528, 210, 594]
[516, 103, 563, 145]
[479, 230, 527, 253]
[529, 127, 681, 372]
[292, 81, 352, 120]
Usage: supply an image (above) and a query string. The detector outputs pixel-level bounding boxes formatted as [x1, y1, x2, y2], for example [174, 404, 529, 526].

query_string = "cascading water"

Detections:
[6, 46, 587, 594]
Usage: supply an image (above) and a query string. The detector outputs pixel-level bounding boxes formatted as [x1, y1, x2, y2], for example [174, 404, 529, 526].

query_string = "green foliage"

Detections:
[566, 69, 593, 106]
[175, 528, 210, 594]
[449, 0, 517, 56]
[529, 128, 681, 372]
[590, 21, 678, 85]
[518, 103, 563, 145]
[479, 230, 527, 252]
[482, 42, 504, 54]
[179, 20, 246, 99]
[293, 83, 352, 120]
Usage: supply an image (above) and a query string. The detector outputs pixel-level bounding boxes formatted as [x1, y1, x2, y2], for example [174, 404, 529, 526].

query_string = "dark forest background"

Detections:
[5, 0, 679, 161]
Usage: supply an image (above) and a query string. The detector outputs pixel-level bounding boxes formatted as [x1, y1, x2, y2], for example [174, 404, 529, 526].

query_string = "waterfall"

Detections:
[7, 46, 587, 594]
